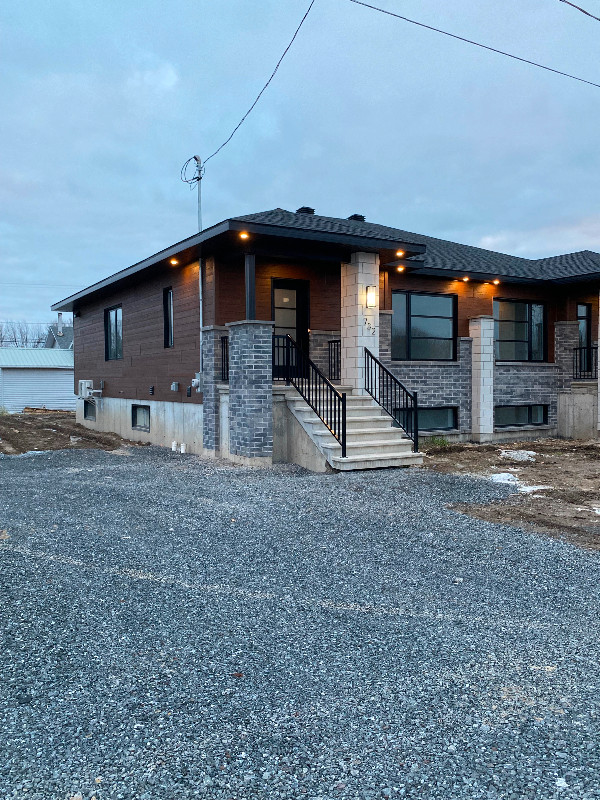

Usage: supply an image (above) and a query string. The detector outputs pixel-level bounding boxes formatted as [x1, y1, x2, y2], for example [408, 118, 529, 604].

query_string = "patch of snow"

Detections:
[489, 472, 520, 484]
[499, 449, 536, 462]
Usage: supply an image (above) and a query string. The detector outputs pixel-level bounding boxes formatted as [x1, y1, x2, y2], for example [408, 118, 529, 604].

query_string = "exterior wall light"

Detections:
[396, 250, 405, 257]
[493, 279, 500, 285]
[462, 276, 470, 282]
[239, 232, 249, 240]
[396, 266, 405, 273]
[170, 259, 179, 265]
[366, 285, 377, 308]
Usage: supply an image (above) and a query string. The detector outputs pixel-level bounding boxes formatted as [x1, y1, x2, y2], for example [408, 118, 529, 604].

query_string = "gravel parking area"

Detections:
[1, 448, 600, 800]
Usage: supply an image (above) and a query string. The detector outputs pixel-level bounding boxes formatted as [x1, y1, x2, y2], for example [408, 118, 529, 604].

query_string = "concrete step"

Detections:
[321, 439, 415, 458]
[312, 427, 409, 443]
[330, 452, 424, 471]
[290, 403, 387, 420]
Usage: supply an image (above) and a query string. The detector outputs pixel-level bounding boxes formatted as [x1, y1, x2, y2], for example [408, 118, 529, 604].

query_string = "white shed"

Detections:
[0, 349, 76, 413]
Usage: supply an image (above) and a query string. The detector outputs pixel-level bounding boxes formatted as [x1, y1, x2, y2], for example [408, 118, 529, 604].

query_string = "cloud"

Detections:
[477, 215, 600, 258]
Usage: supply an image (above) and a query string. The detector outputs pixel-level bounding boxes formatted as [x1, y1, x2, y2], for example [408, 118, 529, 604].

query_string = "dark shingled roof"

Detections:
[44, 325, 74, 350]
[233, 208, 600, 282]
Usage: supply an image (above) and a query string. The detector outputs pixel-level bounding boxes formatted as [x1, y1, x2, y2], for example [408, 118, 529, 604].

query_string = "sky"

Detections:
[1, 0, 599, 322]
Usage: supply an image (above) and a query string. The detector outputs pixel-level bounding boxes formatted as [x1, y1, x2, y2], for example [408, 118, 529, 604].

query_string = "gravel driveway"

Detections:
[1, 447, 599, 800]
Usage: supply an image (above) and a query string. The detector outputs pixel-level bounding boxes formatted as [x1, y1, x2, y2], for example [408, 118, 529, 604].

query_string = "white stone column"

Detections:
[469, 315, 495, 442]
[341, 252, 379, 393]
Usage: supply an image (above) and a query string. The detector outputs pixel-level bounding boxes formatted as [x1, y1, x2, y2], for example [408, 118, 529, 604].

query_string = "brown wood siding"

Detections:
[74, 261, 201, 403]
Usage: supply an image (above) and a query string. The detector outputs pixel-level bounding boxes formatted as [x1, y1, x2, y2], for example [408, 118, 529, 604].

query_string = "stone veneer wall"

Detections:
[493, 364, 558, 428]
[227, 320, 273, 463]
[309, 330, 341, 380]
[379, 311, 472, 434]
[554, 321, 580, 390]
[201, 326, 228, 453]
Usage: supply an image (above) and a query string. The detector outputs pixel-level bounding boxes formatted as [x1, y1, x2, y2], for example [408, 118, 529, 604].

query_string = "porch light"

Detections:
[396, 250, 405, 257]
[493, 279, 500, 285]
[169, 258, 179, 265]
[239, 232, 249, 240]
[366, 285, 377, 308]
[396, 266, 405, 272]
[462, 276, 470, 282]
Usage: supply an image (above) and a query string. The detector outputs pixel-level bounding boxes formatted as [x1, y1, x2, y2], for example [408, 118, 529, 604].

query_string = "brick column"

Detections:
[227, 320, 273, 465]
[555, 321, 579, 390]
[469, 316, 494, 442]
[341, 252, 379, 393]
[201, 326, 228, 455]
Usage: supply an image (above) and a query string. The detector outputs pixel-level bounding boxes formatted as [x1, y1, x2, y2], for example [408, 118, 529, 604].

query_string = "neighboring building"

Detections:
[51, 208, 599, 470]
[0, 348, 76, 413]
[44, 313, 74, 350]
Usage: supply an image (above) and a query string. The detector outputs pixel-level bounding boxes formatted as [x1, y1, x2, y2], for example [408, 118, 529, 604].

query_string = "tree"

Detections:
[0, 320, 52, 348]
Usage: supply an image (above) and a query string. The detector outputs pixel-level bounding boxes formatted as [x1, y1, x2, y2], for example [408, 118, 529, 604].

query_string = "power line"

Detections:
[559, 0, 600, 22]
[348, 0, 600, 89]
[0, 283, 81, 289]
[181, 0, 316, 183]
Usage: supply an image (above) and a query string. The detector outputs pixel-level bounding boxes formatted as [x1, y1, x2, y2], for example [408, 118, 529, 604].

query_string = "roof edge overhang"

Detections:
[52, 219, 426, 312]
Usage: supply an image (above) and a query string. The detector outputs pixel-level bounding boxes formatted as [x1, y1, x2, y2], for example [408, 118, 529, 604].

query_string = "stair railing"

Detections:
[364, 347, 419, 452]
[273, 334, 347, 458]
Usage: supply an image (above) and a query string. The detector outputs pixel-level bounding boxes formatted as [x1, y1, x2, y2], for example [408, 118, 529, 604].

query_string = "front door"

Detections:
[272, 279, 310, 378]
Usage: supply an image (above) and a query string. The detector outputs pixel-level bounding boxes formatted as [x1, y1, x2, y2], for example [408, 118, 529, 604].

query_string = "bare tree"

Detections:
[0, 320, 52, 348]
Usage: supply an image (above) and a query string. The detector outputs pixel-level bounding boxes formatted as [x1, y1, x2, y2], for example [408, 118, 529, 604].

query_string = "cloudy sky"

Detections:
[1, 0, 599, 322]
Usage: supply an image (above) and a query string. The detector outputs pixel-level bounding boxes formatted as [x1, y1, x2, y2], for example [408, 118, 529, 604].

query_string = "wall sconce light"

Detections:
[366, 285, 377, 308]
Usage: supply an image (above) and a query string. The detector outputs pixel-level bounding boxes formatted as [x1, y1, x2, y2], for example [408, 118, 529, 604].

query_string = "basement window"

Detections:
[132, 404, 150, 432]
[395, 405, 458, 431]
[495, 404, 547, 427]
[83, 399, 96, 421]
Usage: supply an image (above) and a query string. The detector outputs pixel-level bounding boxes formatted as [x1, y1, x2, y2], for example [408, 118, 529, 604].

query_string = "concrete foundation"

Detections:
[558, 381, 599, 439]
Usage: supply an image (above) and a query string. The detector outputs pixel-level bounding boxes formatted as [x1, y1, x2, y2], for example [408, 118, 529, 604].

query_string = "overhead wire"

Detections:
[558, 0, 600, 22]
[348, 0, 600, 89]
[181, 0, 316, 185]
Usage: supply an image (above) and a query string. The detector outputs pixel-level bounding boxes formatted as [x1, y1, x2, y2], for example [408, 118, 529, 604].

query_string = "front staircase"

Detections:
[287, 391, 423, 471]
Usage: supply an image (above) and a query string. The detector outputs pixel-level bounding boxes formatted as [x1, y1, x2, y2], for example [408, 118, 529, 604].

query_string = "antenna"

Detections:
[180, 155, 205, 232]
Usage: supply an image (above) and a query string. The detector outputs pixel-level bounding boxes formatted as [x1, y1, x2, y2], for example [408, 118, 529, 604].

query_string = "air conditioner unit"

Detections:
[78, 380, 94, 398]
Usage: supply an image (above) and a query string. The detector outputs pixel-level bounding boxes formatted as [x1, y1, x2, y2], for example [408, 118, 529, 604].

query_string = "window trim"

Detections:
[131, 404, 151, 432]
[495, 404, 548, 428]
[391, 290, 458, 361]
[163, 287, 174, 348]
[577, 302, 592, 350]
[104, 304, 123, 361]
[493, 297, 547, 363]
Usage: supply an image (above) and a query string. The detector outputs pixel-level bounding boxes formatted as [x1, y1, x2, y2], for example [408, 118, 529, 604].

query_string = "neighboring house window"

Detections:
[163, 288, 174, 348]
[495, 404, 547, 427]
[83, 400, 96, 421]
[132, 404, 150, 432]
[395, 406, 458, 432]
[104, 305, 123, 360]
[391, 291, 457, 360]
[493, 299, 545, 361]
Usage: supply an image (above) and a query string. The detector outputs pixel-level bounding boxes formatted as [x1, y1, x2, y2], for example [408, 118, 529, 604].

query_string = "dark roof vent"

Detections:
[348, 214, 365, 222]
[295, 206, 315, 215]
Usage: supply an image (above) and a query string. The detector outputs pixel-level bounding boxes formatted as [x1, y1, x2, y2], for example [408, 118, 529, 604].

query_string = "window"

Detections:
[163, 288, 174, 348]
[493, 299, 545, 361]
[392, 291, 457, 360]
[395, 406, 458, 431]
[495, 404, 547, 427]
[104, 305, 123, 360]
[83, 399, 96, 421]
[132, 404, 150, 432]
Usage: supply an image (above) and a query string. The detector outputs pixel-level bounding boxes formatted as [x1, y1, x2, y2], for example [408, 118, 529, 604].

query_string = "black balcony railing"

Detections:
[328, 339, 341, 382]
[221, 336, 229, 381]
[573, 346, 598, 380]
[364, 347, 419, 452]
[273, 334, 347, 457]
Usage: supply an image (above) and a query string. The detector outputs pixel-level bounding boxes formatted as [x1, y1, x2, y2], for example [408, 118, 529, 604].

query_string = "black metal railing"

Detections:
[328, 339, 341, 382]
[573, 346, 598, 380]
[273, 334, 347, 457]
[221, 336, 229, 381]
[364, 347, 419, 451]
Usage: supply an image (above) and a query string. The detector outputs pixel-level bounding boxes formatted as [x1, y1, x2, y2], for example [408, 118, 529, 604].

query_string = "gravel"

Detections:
[1, 446, 600, 799]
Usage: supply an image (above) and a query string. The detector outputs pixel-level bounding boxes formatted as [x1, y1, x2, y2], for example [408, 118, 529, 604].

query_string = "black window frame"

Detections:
[131, 404, 150, 432]
[495, 404, 548, 428]
[391, 290, 458, 361]
[395, 405, 459, 432]
[493, 298, 547, 362]
[104, 304, 123, 361]
[577, 302, 592, 350]
[163, 287, 174, 348]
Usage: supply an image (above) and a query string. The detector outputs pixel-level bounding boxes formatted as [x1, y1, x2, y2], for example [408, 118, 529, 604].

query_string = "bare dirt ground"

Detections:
[424, 438, 600, 550]
[0, 410, 135, 455]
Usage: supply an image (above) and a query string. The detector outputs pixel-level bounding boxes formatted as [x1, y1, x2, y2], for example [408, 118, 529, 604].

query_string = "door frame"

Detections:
[271, 278, 310, 353]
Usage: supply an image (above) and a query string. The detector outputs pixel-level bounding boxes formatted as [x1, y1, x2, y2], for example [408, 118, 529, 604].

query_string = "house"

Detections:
[44, 313, 74, 350]
[51, 207, 599, 470]
[0, 348, 76, 413]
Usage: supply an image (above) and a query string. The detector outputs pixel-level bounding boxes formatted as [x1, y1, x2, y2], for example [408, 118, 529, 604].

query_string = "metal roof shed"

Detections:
[0, 349, 75, 413]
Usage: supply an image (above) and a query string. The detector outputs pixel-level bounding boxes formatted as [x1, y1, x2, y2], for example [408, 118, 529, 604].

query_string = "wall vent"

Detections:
[295, 206, 315, 215]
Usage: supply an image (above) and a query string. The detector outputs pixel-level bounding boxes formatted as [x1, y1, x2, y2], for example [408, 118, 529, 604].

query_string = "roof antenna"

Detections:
[181, 156, 205, 232]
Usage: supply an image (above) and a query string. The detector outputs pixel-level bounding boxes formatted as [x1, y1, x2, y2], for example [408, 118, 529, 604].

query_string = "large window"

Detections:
[104, 305, 123, 360]
[493, 299, 545, 361]
[163, 288, 174, 348]
[495, 404, 547, 427]
[395, 406, 458, 431]
[391, 291, 457, 360]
